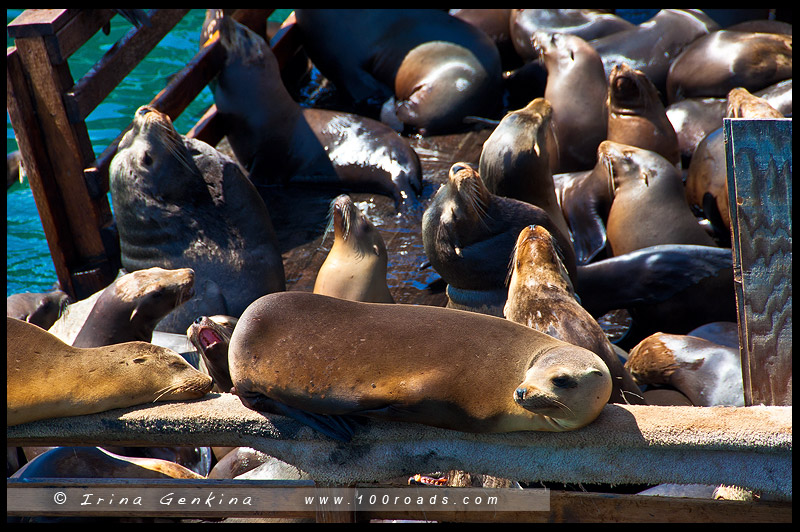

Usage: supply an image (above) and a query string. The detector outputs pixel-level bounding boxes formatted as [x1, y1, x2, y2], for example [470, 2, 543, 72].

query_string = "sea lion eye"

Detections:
[552, 376, 575, 388]
[143, 153, 153, 167]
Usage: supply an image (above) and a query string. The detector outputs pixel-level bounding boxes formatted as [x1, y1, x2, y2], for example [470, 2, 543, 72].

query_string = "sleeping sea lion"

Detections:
[7, 317, 213, 427]
[229, 291, 612, 442]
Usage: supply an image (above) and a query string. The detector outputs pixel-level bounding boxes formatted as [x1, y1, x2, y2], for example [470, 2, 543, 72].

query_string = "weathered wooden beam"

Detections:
[6, 394, 792, 500]
[10, 27, 119, 299]
[724, 118, 792, 407]
[63, 9, 190, 124]
[6, 479, 791, 522]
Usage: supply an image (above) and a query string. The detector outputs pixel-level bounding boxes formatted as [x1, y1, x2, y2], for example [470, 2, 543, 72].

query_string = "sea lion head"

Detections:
[123, 342, 214, 402]
[608, 63, 659, 115]
[508, 224, 573, 294]
[531, 31, 585, 69]
[725, 87, 784, 119]
[187, 315, 237, 393]
[514, 346, 612, 430]
[599, 140, 657, 196]
[327, 194, 386, 260]
[446, 162, 491, 221]
[624, 332, 682, 387]
[115, 267, 196, 335]
[112, 106, 199, 201]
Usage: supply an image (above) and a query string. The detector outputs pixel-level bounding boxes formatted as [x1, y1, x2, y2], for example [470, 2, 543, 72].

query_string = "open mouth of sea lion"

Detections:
[198, 327, 224, 351]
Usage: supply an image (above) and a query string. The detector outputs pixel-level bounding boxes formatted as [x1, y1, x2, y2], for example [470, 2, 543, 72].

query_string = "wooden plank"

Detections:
[6, 9, 76, 38]
[64, 9, 190, 124]
[724, 118, 792, 407]
[44, 9, 115, 64]
[12, 35, 119, 299]
[6, 47, 78, 296]
[6, 479, 791, 522]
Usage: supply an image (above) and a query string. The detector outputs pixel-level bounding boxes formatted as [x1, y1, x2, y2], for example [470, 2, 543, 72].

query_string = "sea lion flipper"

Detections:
[235, 392, 355, 443]
[570, 211, 608, 265]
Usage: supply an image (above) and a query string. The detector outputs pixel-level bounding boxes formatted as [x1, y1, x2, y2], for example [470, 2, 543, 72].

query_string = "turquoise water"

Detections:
[6, 9, 293, 296]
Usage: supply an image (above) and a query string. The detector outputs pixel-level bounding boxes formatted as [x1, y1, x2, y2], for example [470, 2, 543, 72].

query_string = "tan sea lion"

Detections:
[685, 87, 784, 234]
[602, 141, 716, 256]
[206, 12, 422, 208]
[72, 267, 195, 348]
[625, 332, 745, 406]
[532, 31, 608, 172]
[11, 446, 203, 480]
[422, 162, 577, 315]
[666, 30, 793, 103]
[109, 105, 286, 333]
[313, 194, 394, 303]
[478, 97, 572, 244]
[229, 291, 612, 442]
[7, 317, 213, 427]
[504, 225, 645, 405]
[607, 63, 681, 168]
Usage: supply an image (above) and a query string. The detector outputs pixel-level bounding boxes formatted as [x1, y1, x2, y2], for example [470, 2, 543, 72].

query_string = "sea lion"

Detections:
[7, 150, 23, 189]
[607, 63, 681, 168]
[602, 140, 716, 257]
[591, 9, 719, 98]
[625, 332, 745, 406]
[205, 12, 422, 208]
[478, 97, 572, 243]
[687, 321, 739, 349]
[11, 446, 203, 480]
[421, 163, 577, 315]
[7, 317, 213, 427]
[685, 87, 784, 234]
[294, 9, 503, 135]
[109, 105, 285, 333]
[504, 225, 645, 405]
[450, 9, 519, 70]
[229, 291, 612, 442]
[6, 288, 71, 330]
[510, 9, 634, 62]
[313, 194, 394, 303]
[666, 79, 792, 164]
[72, 267, 195, 348]
[208, 446, 271, 479]
[574, 244, 737, 344]
[666, 30, 793, 103]
[187, 315, 237, 394]
[532, 31, 608, 172]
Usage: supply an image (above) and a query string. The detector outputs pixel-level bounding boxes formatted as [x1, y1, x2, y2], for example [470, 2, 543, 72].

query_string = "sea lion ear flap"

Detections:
[373, 244, 381, 256]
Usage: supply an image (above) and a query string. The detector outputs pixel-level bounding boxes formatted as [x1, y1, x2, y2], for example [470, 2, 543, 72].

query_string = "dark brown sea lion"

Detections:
[554, 150, 615, 265]
[591, 9, 719, 98]
[187, 315, 237, 394]
[294, 9, 503, 135]
[478, 97, 572, 243]
[313, 194, 394, 303]
[625, 332, 744, 406]
[229, 291, 612, 442]
[532, 31, 608, 172]
[421, 163, 577, 315]
[505, 225, 645, 405]
[510, 9, 633, 62]
[7, 317, 213, 427]
[11, 446, 203, 480]
[206, 12, 422, 208]
[602, 141, 716, 257]
[574, 244, 737, 346]
[607, 63, 681, 168]
[108, 105, 285, 333]
[666, 30, 792, 103]
[6, 288, 71, 330]
[685, 87, 784, 233]
[72, 267, 195, 348]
